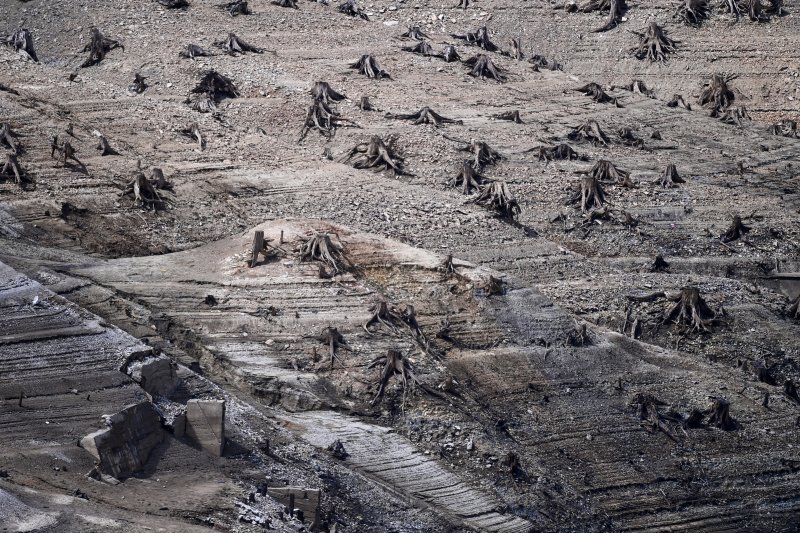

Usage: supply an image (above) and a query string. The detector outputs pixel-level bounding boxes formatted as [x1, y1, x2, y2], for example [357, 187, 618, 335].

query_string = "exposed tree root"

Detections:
[81, 28, 123, 68]
[343, 136, 407, 176]
[450, 26, 499, 52]
[506, 38, 524, 60]
[358, 96, 373, 111]
[529, 55, 562, 71]
[94, 133, 119, 156]
[494, 110, 523, 123]
[623, 79, 655, 97]
[768, 119, 797, 138]
[402, 41, 435, 56]
[784, 379, 800, 404]
[150, 168, 173, 191]
[350, 55, 391, 79]
[299, 232, 349, 275]
[327, 439, 349, 459]
[1, 154, 27, 186]
[567, 320, 592, 346]
[567, 119, 610, 145]
[367, 349, 420, 406]
[719, 0, 742, 18]
[658, 163, 685, 188]
[651, 254, 670, 272]
[716, 106, 750, 126]
[618, 127, 644, 148]
[450, 160, 485, 194]
[705, 397, 737, 430]
[401, 26, 429, 40]
[217, 33, 262, 55]
[0, 123, 21, 154]
[318, 327, 350, 368]
[439, 45, 461, 63]
[676, 0, 710, 24]
[584, 0, 627, 32]
[667, 94, 692, 110]
[631, 22, 677, 62]
[158, 0, 190, 8]
[4, 29, 37, 62]
[122, 171, 172, 210]
[311, 82, 346, 104]
[590, 159, 633, 187]
[576, 82, 622, 106]
[339, 0, 369, 19]
[272, 0, 298, 8]
[50, 136, 84, 169]
[474, 181, 520, 221]
[482, 275, 505, 296]
[631, 394, 681, 442]
[536, 143, 579, 162]
[570, 176, 606, 212]
[662, 286, 718, 332]
[179, 122, 205, 150]
[458, 139, 501, 170]
[300, 98, 356, 140]
[388, 107, 461, 127]
[700, 73, 735, 114]
[363, 301, 405, 334]
[188, 70, 238, 112]
[128, 73, 147, 94]
[786, 294, 800, 320]
[465, 54, 506, 82]
[179, 43, 212, 59]
[223, 0, 252, 15]
[720, 215, 750, 242]
[0, 83, 19, 95]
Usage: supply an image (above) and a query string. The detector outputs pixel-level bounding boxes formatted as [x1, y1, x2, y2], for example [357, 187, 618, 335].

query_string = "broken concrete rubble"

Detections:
[126, 355, 180, 397]
[79, 402, 164, 479]
[266, 487, 321, 531]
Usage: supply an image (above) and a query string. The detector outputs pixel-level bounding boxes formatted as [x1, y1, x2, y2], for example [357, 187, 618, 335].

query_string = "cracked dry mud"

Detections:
[1, 0, 800, 532]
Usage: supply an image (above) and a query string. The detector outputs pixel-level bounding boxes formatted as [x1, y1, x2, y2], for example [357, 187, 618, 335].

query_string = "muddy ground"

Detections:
[1, 0, 800, 531]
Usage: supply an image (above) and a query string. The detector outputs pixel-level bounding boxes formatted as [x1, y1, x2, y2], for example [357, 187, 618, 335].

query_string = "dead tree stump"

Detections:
[676, 0, 710, 24]
[450, 26, 499, 52]
[705, 397, 737, 430]
[339, 0, 369, 19]
[350, 55, 390, 79]
[631, 22, 677, 62]
[81, 28, 123, 67]
[179, 44, 212, 59]
[662, 286, 717, 332]
[4, 29, 38, 62]
[216, 33, 262, 55]
[343, 136, 407, 176]
[387, 107, 461, 127]
[494, 110, 523, 123]
[721, 215, 750, 243]
[700, 73, 735, 115]
[576, 82, 621, 106]
[567, 119, 610, 145]
[439, 45, 461, 63]
[473, 181, 521, 222]
[658, 164, 685, 188]
[450, 160, 485, 194]
[465, 55, 506, 81]
[299, 232, 349, 276]
[667, 94, 692, 110]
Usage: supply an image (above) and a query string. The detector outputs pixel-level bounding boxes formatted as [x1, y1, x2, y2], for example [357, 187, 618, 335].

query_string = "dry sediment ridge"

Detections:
[10, 218, 794, 531]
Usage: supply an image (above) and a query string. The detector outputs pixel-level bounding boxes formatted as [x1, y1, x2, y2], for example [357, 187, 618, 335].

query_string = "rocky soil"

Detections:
[1, 0, 799, 531]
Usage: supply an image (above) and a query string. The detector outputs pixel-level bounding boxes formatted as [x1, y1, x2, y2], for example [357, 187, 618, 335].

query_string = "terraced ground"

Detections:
[1, 0, 800, 531]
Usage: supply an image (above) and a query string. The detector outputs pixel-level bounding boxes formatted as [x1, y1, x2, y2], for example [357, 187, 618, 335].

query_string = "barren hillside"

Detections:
[1, 0, 799, 531]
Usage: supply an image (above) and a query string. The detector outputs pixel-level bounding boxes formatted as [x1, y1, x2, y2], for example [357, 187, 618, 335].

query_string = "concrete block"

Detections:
[185, 399, 225, 456]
